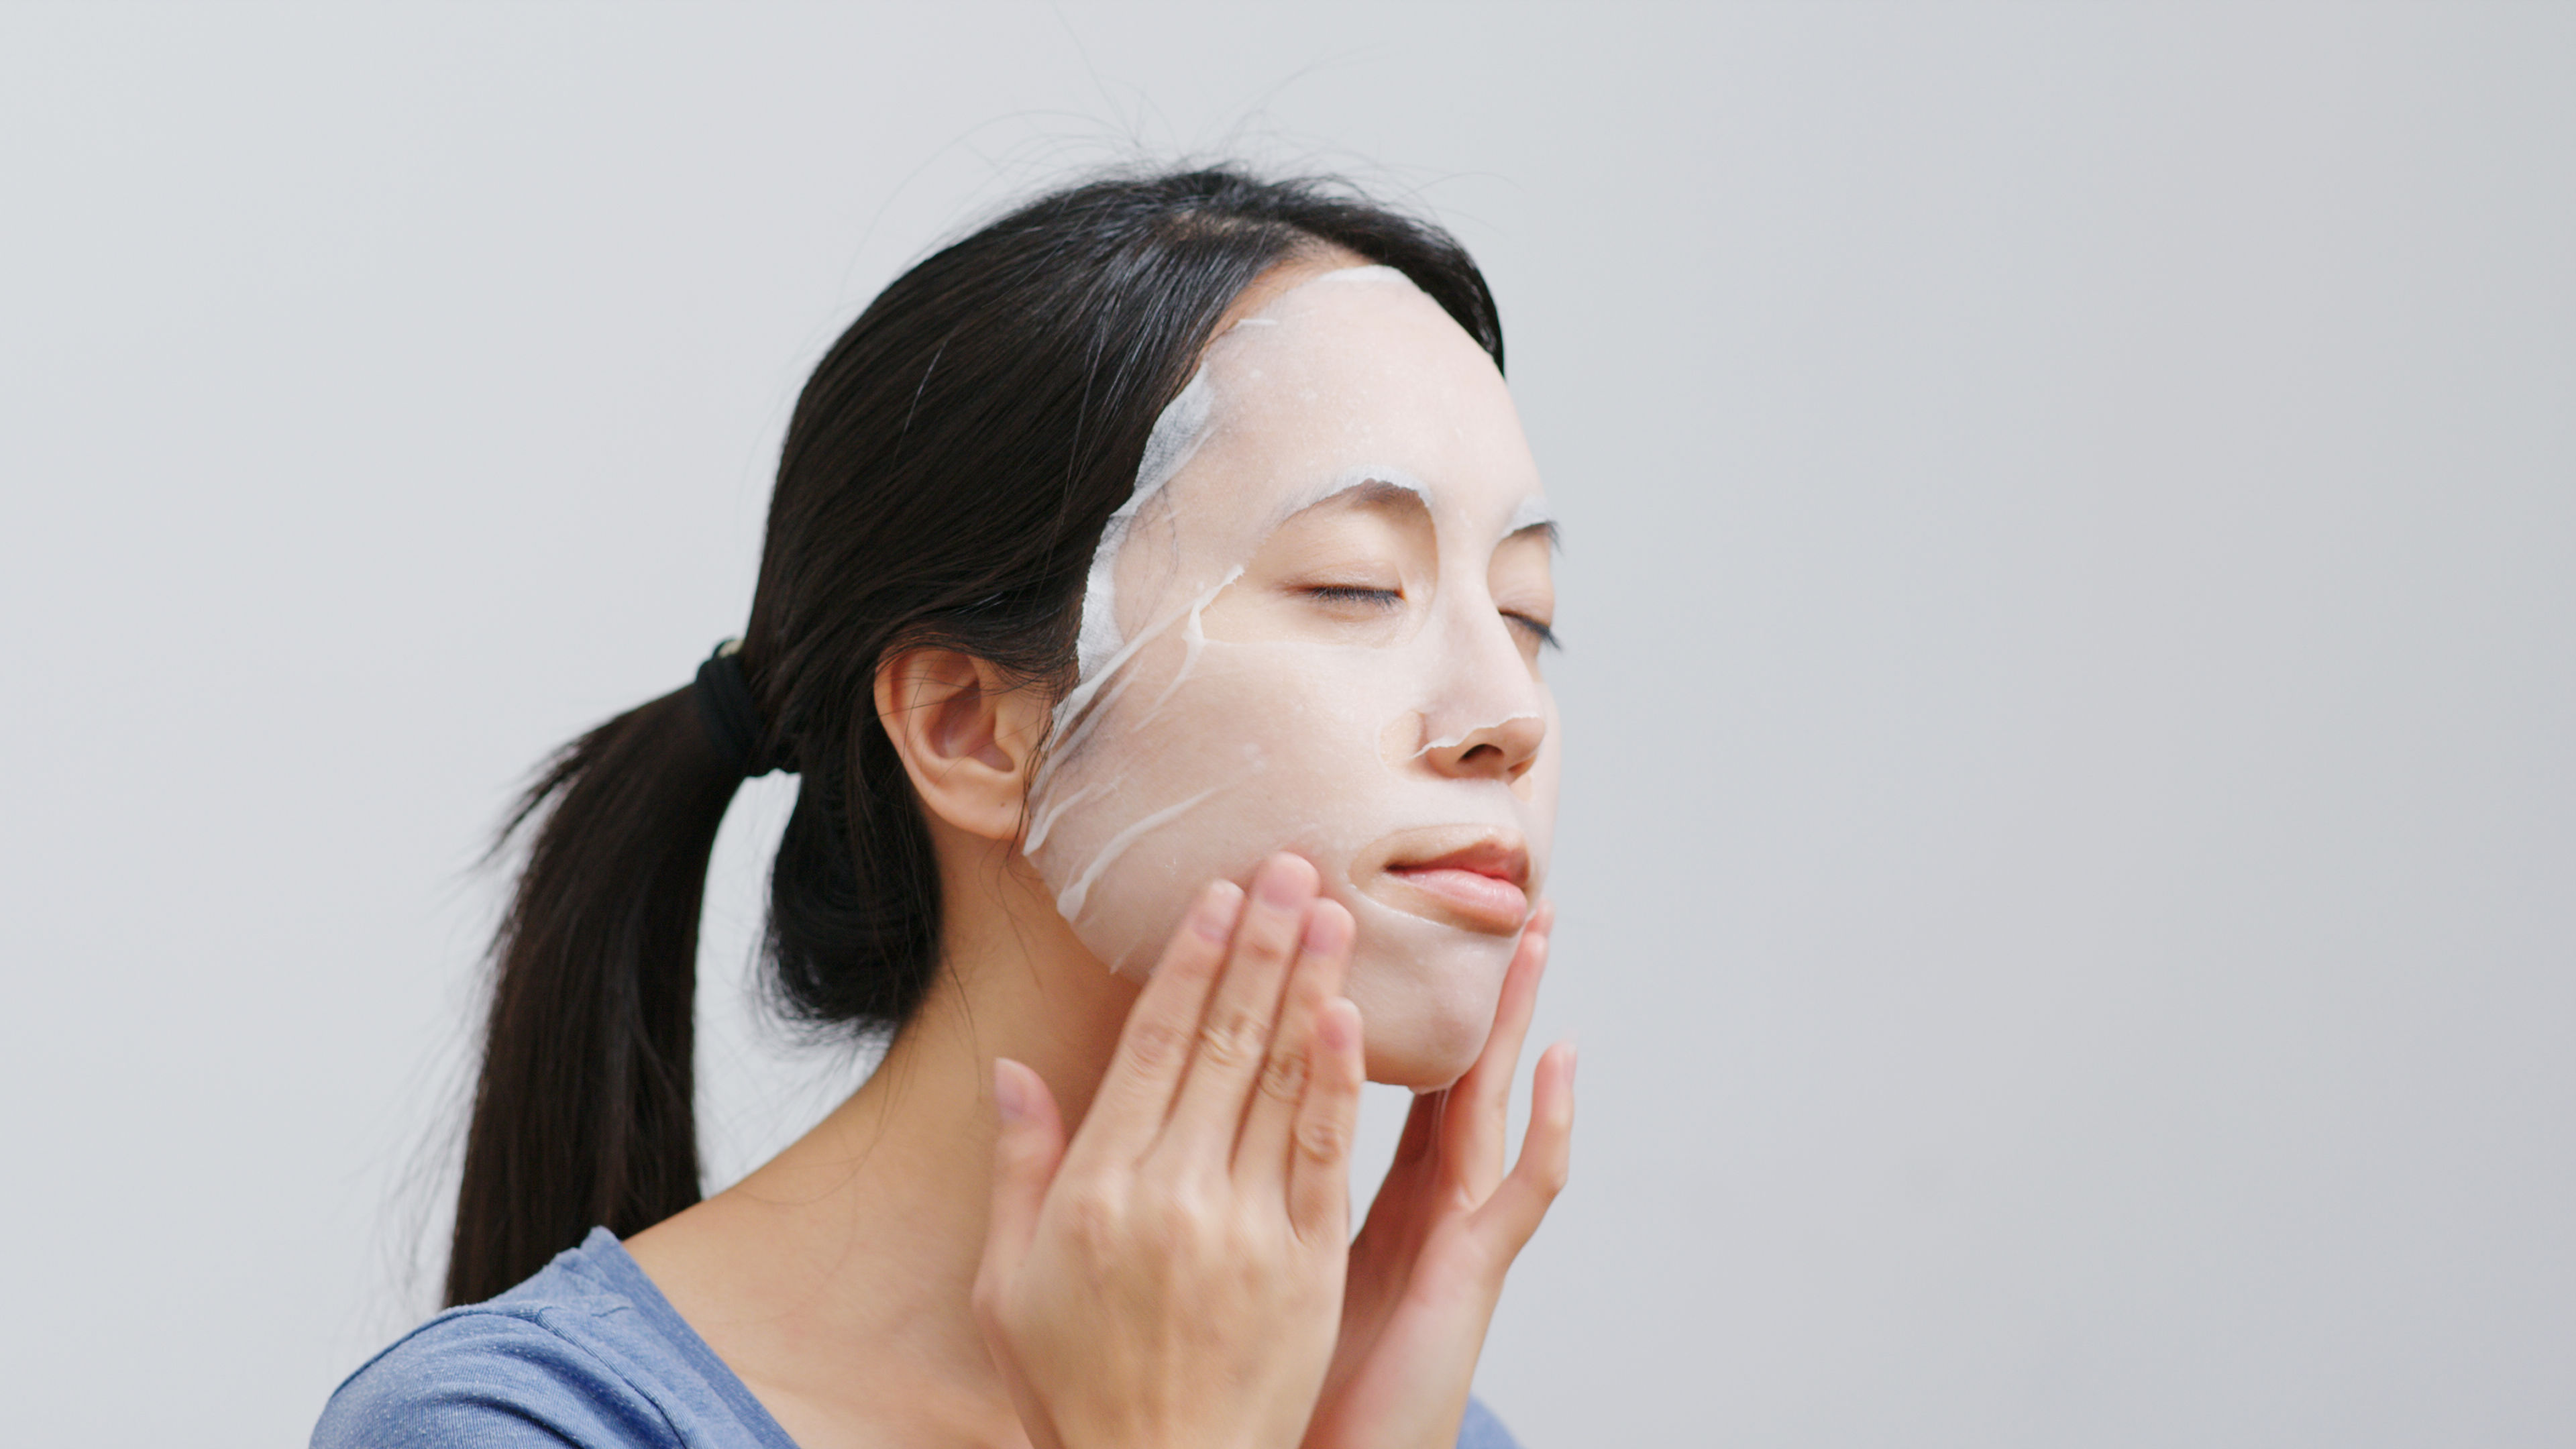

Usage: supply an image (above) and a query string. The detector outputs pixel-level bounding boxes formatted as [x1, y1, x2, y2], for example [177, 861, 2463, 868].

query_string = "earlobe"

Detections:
[873, 649, 1046, 842]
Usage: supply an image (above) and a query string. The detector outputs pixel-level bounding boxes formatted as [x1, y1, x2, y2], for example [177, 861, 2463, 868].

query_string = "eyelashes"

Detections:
[1301, 585, 1560, 652]
[1505, 612, 1562, 651]
[1302, 585, 1403, 610]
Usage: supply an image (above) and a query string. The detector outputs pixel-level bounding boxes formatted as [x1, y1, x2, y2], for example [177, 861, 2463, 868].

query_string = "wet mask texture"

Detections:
[1026, 266, 1560, 1076]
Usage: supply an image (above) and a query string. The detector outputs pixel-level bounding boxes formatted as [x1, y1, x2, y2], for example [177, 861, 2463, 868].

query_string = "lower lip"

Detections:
[1385, 866, 1529, 932]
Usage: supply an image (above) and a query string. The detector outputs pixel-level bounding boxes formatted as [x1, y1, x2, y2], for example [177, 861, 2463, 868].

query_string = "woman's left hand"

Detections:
[1300, 902, 1575, 1449]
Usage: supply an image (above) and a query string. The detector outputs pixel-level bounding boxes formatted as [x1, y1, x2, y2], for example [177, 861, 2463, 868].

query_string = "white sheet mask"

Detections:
[1027, 265, 1560, 1083]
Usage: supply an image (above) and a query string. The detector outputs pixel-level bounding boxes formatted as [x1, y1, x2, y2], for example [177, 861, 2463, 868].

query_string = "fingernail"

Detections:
[1318, 1002, 1358, 1052]
[1193, 881, 1243, 941]
[1301, 904, 1346, 955]
[1256, 854, 1312, 908]
[993, 1061, 1029, 1123]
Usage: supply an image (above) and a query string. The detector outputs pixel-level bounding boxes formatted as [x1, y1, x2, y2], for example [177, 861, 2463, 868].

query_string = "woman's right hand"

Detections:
[974, 854, 1364, 1449]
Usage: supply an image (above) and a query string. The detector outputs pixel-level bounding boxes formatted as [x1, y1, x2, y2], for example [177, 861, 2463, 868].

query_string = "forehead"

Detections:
[1172, 269, 1545, 541]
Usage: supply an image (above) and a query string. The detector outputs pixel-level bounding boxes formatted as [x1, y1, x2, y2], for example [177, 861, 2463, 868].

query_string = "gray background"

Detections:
[4, 5, 2570, 1444]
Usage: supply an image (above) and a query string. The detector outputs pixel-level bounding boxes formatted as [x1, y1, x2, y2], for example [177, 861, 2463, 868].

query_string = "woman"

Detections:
[317, 166, 1573, 1449]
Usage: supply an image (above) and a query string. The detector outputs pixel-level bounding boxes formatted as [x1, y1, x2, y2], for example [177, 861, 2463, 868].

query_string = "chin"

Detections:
[1346, 933, 1513, 1089]
[1361, 1031, 1487, 1091]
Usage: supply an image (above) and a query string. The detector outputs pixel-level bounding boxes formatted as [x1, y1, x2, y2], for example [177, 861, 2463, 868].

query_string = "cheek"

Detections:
[1028, 637, 1392, 973]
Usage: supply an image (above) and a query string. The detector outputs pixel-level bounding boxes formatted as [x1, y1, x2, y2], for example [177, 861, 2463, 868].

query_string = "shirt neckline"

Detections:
[570, 1226, 806, 1449]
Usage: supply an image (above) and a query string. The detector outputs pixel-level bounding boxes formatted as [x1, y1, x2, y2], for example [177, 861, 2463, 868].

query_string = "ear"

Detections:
[873, 648, 1049, 842]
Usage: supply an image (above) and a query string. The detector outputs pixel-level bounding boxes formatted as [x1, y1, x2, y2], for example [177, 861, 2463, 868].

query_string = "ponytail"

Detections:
[444, 687, 742, 1306]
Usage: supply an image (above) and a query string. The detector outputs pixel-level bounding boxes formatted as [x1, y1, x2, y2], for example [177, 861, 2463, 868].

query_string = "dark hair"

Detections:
[445, 166, 1505, 1306]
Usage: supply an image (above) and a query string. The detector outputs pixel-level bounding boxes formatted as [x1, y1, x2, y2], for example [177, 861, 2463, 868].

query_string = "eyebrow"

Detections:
[1272, 470, 1561, 549]
[1510, 518, 1563, 552]
[1506, 497, 1562, 552]
[1331, 477, 1428, 513]
[1267, 472, 1430, 531]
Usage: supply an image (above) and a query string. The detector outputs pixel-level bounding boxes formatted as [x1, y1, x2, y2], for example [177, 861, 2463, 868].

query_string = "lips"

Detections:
[1356, 826, 1533, 936]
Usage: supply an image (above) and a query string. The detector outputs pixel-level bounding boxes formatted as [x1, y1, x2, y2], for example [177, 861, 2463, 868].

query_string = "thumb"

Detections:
[981, 1057, 1067, 1286]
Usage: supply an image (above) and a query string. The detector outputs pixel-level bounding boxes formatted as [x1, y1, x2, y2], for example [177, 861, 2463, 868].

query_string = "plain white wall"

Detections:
[3, 5, 2570, 1444]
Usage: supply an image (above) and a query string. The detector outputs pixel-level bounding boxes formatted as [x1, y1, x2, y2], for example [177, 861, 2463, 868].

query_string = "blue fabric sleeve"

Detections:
[1459, 1395, 1524, 1449]
[313, 1310, 682, 1449]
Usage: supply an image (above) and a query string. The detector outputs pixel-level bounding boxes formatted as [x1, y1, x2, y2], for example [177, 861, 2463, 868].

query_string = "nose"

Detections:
[1421, 709, 1546, 784]
[1415, 592, 1552, 784]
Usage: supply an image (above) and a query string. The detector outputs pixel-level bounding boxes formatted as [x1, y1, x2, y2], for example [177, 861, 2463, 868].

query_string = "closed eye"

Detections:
[1303, 584, 1404, 610]
[1505, 611, 1561, 651]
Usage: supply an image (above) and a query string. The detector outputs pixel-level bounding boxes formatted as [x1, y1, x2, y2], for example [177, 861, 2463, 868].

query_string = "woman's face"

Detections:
[1027, 266, 1558, 1087]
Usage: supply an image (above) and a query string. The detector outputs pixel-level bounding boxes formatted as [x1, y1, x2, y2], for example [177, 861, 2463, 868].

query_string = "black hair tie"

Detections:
[693, 639, 785, 777]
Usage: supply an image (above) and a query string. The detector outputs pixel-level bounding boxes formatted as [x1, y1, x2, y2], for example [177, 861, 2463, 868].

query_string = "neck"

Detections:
[625, 841, 1139, 1449]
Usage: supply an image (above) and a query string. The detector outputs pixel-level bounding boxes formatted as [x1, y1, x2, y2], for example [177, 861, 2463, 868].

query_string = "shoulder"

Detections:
[313, 1303, 679, 1448]
[315, 1230, 793, 1449]
[1459, 1395, 1525, 1449]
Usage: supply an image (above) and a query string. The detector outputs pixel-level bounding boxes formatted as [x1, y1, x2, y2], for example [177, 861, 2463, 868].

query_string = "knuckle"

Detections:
[1220, 1217, 1275, 1267]
[1239, 914, 1300, 963]
[1123, 1015, 1188, 1072]
[1256, 1046, 1309, 1104]
[1144, 1182, 1214, 1242]
[1197, 1009, 1265, 1069]
[1296, 1114, 1350, 1163]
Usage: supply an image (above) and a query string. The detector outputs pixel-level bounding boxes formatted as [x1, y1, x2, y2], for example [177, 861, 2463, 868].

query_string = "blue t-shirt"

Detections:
[316, 1228, 1521, 1448]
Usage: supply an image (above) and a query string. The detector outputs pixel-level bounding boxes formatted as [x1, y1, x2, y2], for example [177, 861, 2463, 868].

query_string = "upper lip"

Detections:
[1384, 833, 1531, 890]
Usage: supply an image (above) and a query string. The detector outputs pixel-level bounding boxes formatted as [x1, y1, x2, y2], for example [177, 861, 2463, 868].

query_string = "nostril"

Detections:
[1452, 740, 1530, 782]
[1428, 715, 1548, 782]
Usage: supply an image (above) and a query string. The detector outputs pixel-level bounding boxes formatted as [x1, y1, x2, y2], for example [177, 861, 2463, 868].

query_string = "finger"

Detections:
[1468, 1040, 1575, 1254]
[1288, 995, 1364, 1246]
[1077, 879, 1244, 1164]
[1446, 903, 1553, 1192]
[1233, 898, 1354, 1187]
[1157, 854, 1317, 1158]
[973, 1067, 1072, 1449]
[979, 1058, 1067, 1293]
